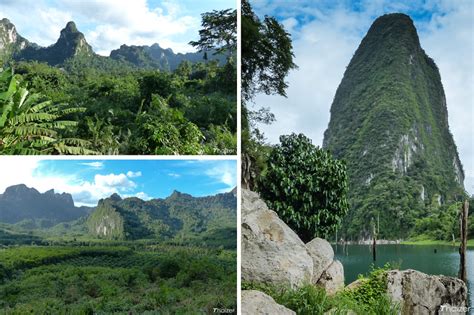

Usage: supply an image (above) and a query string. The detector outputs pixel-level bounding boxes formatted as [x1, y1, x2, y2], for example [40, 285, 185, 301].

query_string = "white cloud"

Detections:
[126, 171, 142, 178]
[205, 163, 236, 192]
[254, 1, 474, 194]
[134, 191, 152, 200]
[95, 173, 136, 189]
[79, 161, 104, 169]
[168, 172, 181, 178]
[0, 159, 139, 207]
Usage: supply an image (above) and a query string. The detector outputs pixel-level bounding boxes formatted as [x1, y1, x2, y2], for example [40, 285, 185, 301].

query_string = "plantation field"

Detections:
[0, 245, 236, 314]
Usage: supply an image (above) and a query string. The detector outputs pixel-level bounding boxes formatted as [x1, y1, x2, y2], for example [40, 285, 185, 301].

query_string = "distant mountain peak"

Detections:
[3, 184, 39, 196]
[12, 19, 93, 65]
[63, 21, 78, 33]
[0, 17, 12, 25]
[56, 21, 92, 54]
[109, 193, 122, 202]
[0, 184, 86, 224]
[168, 190, 189, 199]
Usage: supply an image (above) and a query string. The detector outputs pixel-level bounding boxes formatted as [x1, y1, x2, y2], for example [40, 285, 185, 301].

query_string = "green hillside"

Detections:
[86, 191, 236, 242]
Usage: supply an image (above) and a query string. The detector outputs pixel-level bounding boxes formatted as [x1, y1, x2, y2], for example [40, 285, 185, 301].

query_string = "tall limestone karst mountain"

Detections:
[0, 184, 89, 225]
[17, 21, 93, 65]
[86, 190, 237, 241]
[323, 13, 465, 239]
[0, 18, 220, 69]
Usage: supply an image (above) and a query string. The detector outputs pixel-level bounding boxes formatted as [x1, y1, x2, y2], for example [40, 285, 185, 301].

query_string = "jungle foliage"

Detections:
[258, 133, 349, 242]
[0, 244, 236, 314]
[243, 265, 399, 315]
[0, 9, 237, 155]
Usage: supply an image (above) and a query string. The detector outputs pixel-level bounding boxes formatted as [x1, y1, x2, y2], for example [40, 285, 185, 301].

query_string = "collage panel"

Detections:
[0, 0, 473, 314]
[0, 157, 237, 313]
[241, 0, 473, 314]
[0, 1, 236, 156]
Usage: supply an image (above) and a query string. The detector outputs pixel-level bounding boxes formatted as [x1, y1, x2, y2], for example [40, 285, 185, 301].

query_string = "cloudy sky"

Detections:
[0, 0, 235, 55]
[250, 0, 474, 194]
[0, 158, 236, 207]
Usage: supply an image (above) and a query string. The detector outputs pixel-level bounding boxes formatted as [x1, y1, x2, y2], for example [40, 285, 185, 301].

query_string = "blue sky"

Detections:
[250, 0, 474, 194]
[0, 0, 236, 55]
[0, 158, 236, 206]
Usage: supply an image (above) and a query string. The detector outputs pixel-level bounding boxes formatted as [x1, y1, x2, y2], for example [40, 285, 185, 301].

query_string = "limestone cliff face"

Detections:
[322, 13, 465, 239]
[86, 199, 125, 240]
[0, 18, 29, 61]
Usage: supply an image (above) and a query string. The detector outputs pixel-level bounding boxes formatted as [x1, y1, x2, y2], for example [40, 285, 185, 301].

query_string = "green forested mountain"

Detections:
[323, 13, 465, 240]
[16, 21, 93, 66]
[87, 190, 237, 241]
[0, 184, 236, 243]
[0, 18, 29, 62]
[0, 184, 90, 226]
[110, 43, 225, 71]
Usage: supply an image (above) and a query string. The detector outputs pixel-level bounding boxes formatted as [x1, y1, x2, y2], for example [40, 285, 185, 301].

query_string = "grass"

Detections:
[243, 265, 399, 315]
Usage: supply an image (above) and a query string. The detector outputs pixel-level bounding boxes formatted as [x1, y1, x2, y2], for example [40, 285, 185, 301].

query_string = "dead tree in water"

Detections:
[372, 219, 377, 262]
[459, 200, 468, 282]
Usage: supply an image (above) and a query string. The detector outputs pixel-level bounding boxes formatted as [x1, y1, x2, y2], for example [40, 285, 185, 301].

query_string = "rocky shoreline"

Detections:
[241, 189, 468, 315]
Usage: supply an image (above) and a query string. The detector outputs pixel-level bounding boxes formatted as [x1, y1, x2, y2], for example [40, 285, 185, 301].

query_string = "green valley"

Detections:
[0, 184, 237, 314]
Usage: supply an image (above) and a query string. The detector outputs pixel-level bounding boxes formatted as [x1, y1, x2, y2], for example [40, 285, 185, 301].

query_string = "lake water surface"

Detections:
[334, 244, 473, 312]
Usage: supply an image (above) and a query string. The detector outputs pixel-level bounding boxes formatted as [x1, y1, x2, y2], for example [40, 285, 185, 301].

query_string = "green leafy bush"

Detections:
[258, 133, 349, 241]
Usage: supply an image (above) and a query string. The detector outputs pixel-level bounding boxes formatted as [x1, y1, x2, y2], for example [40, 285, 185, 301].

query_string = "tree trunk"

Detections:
[459, 200, 468, 282]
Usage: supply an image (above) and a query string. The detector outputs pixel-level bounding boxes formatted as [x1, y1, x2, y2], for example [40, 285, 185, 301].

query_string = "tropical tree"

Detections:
[190, 9, 237, 60]
[258, 133, 349, 241]
[241, 0, 297, 188]
[0, 68, 95, 154]
[241, 0, 297, 101]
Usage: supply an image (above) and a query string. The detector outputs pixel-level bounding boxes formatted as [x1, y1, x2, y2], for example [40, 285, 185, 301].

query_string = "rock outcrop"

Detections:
[241, 190, 313, 288]
[241, 290, 295, 315]
[386, 269, 467, 315]
[306, 237, 335, 282]
[242, 189, 344, 292]
[316, 260, 345, 294]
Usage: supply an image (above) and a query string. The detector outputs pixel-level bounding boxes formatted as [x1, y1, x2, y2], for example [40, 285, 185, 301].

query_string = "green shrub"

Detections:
[258, 133, 349, 241]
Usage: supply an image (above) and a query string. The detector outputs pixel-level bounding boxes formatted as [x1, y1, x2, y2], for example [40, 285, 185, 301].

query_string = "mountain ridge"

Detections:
[0, 184, 237, 242]
[0, 18, 220, 70]
[0, 184, 88, 225]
